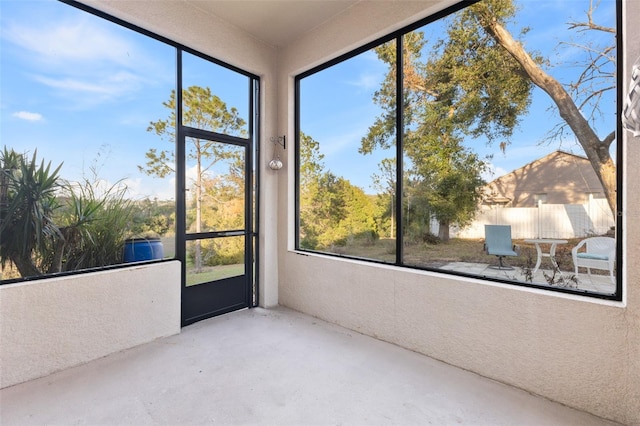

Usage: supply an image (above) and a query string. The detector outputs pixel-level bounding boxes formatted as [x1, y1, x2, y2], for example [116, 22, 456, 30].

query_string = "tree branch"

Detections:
[474, 5, 617, 213]
[602, 130, 616, 147]
[567, 0, 615, 34]
[567, 21, 615, 34]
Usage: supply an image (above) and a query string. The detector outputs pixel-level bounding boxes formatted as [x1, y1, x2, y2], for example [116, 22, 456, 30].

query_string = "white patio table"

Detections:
[524, 239, 569, 273]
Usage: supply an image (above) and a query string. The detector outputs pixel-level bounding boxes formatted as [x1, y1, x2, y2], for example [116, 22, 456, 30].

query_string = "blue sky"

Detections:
[1, 0, 250, 201]
[1, 0, 617, 199]
[2, 0, 174, 199]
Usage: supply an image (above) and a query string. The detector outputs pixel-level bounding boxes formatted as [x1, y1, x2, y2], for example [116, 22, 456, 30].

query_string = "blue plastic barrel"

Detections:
[123, 238, 164, 263]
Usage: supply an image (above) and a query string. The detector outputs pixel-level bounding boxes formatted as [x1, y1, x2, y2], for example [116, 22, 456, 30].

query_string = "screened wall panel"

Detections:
[296, 0, 621, 299]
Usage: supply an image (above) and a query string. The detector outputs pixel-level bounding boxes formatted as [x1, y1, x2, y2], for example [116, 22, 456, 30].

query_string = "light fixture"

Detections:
[269, 136, 285, 170]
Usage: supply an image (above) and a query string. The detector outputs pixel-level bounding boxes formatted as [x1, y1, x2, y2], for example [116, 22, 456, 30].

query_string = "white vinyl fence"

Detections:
[433, 198, 614, 240]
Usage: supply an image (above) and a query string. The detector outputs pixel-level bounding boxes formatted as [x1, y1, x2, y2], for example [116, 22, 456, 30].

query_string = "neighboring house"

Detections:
[482, 150, 606, 207]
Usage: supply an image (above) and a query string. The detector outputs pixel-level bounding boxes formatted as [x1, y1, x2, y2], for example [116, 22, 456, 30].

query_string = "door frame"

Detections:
[176, 50, 260, 326]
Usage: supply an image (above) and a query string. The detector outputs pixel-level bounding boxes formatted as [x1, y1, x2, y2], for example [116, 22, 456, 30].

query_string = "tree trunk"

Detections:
[9, 254, 40, 278]
[477, 11, 617, 215]
[390, 194, 394, 238]
[48, 235, 66, 274]
[194, 140, 203, 273]
[438, 219, 451, 241]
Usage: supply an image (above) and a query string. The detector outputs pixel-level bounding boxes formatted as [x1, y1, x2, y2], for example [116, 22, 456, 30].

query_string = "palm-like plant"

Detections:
[2, 147, 138, 279]
[0, 148, 62, 277]
[49, 177, 134, 272]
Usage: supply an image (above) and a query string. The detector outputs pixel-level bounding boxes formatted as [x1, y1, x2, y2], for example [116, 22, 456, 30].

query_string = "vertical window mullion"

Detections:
[294, 78, 301, 250]
[176, 49, 187, 289]
[396, 36, 404, 266]
[252, 78, 260, 307]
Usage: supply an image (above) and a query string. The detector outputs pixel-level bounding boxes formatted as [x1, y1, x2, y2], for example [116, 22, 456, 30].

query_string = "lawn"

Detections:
[327, 237, 585, 273]
[186, 263, 245, 286]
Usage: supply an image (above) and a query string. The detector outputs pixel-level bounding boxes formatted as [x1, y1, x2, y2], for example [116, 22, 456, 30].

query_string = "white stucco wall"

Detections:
[0, 261, 181, 388]
[277, 1, 640, 425]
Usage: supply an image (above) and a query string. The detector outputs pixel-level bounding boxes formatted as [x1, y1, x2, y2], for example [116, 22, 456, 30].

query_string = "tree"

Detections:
[468, 0, 617, 213]
[130, 198, 174, 237]
[0, 148, 61, 277]
[0, 148, 132, 277]
[363, 0, 617, 242]
[298, 132, 326, 248]
[50, 177, 134, 273]
[362, 14, 527, 240]
[298, 132, 379, 249]
[371, 158, 396, 239]
[411, 145, 488, 241]
[141, 86, 246, 272]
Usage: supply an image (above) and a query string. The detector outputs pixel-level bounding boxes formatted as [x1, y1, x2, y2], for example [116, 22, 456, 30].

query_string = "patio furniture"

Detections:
[524, 238, 568, 273]
[571, 237, 616, 284]
[484, 225, 518, 270]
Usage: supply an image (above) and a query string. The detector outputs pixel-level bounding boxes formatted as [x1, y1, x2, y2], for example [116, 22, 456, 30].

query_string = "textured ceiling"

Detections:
[184, 0, 359, 47]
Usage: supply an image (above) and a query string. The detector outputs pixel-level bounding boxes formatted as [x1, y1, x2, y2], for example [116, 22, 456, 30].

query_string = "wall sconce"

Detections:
[269, 136, 285, 170]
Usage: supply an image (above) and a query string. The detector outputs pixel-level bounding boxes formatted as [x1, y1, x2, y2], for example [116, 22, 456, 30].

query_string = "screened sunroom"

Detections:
[1, 0, 638, 424]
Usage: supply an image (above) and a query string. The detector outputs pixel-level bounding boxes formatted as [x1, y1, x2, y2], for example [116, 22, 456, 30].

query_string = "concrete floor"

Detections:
[1, 307, 618, 426]
[440, 262, 616, 294]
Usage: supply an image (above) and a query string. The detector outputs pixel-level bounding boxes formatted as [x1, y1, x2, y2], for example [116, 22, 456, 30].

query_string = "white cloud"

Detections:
[347, 72, 382, 91]
[34, 70, 143, 102]
[35, 76, 113, 95]
[2, 13, 160, 109]
[12, 111, 43, 121]
[322, 127, 367, 157]
[4, 17, 136, 68]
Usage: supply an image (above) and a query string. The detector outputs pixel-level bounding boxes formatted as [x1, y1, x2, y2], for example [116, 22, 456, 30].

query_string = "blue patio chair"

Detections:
[484, 225, 518, 270]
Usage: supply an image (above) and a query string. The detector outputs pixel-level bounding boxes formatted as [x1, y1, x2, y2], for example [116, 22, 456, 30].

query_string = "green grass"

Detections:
[320, 237, 589, 273]
[186, 263, 244, 286]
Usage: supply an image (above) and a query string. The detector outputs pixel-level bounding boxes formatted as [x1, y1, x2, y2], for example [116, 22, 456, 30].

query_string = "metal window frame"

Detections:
[294, 0, 623, 301]
[1, 0, 261, 307]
